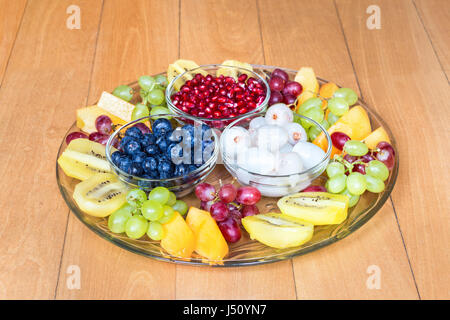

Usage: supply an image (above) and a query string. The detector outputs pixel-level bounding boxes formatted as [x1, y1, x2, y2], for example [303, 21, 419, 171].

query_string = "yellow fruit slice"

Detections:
[76, 105, 126, 134]
[97, 91, 135, 122]
[161, 211, 196, 259]
[295, 67, 319, 107]
[277, 192, 349, 225]
[217, 60, 253, 79]
[167, 59, 207, 91]
[242, 213, 314, 249]
[73, 173, 128, 217]
[186, 207, 229, 261]
[363, 127, 391, 149]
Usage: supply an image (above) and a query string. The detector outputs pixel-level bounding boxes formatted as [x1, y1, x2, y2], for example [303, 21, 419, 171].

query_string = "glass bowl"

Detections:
[56, 64, 398, 266]
[166, 64, 271, 130]
[221, 112, 332, 197]
[105, 114, 219, 198]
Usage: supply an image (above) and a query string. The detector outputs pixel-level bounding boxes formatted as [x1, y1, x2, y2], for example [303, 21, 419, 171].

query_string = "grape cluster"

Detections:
[66, 114, 119, 147]
[108, 187, 188, 240]
[194, 183, 262, 243]
[325, 136, 395, 207]
[268, 69, 303, 107]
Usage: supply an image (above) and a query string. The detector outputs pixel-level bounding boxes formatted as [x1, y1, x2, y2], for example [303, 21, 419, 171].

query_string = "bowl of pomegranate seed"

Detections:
[166, 64, 270, 131]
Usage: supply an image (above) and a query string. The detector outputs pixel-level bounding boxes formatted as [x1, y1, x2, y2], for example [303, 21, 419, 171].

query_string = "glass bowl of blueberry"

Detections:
[105, 114, 219, 198]
[166, 64, 271, 130]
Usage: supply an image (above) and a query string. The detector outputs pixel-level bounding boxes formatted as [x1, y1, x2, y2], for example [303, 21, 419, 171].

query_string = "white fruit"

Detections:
[276, 152, 304, 175]
[292, 141, 326, 170]
[256, 125, 288, 153]
[221, 126, 251, 158]
[237, 147, 276, 175]
[286, 122, 307, 145]
[279, 143, 293, 153]
[249, 117, 266, 133]
[265, 103, 293, 126]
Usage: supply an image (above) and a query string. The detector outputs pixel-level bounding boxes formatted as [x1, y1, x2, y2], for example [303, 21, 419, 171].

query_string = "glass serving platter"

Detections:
[56, 65, 398, 266]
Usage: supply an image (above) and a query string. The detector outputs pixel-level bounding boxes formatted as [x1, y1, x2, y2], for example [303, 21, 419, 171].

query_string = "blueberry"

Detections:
[168, 128, 183, 143]
[159, 172, 172, 179]
[119, 136, 132, 150]
[143, 156, 158, 174]
[167, 143, 183, 162]
[156, 135, 169, 153]
[181, 124, 195, 138]
[118, 156, 132, 173]
[157, 153, 170, 163]
[123, 139, 142, 155]
[158, 159, 174, 177]
[174, 164, 189, 176]
[125, 127, 144, 140]
[144, 144, 158, 156]
[152, 118, 172, 137]
[111, 151, 123, 165]
[142, 133, 156, 146]
[132, 152, 147, 163]
[130, 161, 143, 176]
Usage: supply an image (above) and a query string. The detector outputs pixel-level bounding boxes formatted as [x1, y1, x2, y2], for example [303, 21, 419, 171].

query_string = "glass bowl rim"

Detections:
[165, 64, 271, 122]
[105, 114, 220, 183]
[221, 111, 332, 178]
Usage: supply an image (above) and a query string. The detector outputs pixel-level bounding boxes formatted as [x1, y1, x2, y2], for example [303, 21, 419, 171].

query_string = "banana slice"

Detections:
[277, 192, 349, 225]
[242, 213, 314, 249]
[57, 139, 117, 181]
[217, 60, 254, 79]
[167, 59, 207, 91]
[73, 173, 128, 217]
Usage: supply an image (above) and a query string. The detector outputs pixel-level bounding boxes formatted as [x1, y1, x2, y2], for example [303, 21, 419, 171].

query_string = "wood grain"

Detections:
[414, 0, 450, 79]
[0, 0, 103, 299]
[336, 0, 450, 299]
[258, 0, 419, 299]
[0, 0, 27, 85]
[175, 0, 296, 300]
[56, 0, 179, 299]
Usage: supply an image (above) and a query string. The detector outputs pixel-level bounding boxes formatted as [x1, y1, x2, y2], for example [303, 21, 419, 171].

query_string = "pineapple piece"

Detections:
[97, 91, 135, 122]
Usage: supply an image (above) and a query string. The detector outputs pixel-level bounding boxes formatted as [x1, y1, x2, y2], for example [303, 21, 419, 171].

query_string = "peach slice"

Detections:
[363, 127, 391, 149]
[161, 211, 195, 259]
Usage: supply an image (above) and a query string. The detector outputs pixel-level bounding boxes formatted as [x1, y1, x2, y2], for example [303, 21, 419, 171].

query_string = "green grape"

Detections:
[139, 75, 155, 91]
[154, 74, 168, 87]
[167, 191, 177, 206]
[150, 106, 172, 119]
[334, 88, 358, 105]
[108, 203, 134, 233]
[147, 221, 165, 241]
[326, 174, 347, 193]
[126, 189, 147, 208]
[365, 175, 385, 193]
[366, 160, 389, 181]
[327, 111, 340, 125]
[326, 162, 346, 178]
[321, 119, 330, 130]
[343, 140, 369, 156]
[112, 85, 134, 102]
[341, 189, 360, 208]
[308, 125, 321, 141]
[327, 97, 349, 116]
[148, 88, 165, 105]
[346, 172, 367, 195]
[298, 97, 322, 114]
[148, 186, 170, 204]
[301, 107, 324, 129]
[131, 103, 150, 122]
[159, 205, 175, 224]
[125, 215, 148, 239]
[172, 200, 188, 216]
[141, 200, 164, 221]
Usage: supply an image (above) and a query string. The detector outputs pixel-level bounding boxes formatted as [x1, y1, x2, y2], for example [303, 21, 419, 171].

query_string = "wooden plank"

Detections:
[175, 0, 296, 300]
[335, 0, 450, 299]
[414, 0, 450, 80]
[259, 0, 419, 299]
[0, 0, 27, 85]
[56, 0, 179, 299]
[0, 0, 103, 299]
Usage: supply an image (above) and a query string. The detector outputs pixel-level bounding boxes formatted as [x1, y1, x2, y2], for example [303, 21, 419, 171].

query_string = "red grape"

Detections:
[269, 76, 285, 91]
[200, 200, 214, 211]
[241, 205, 260, 218]
[210, 201, 229, 222]
[195, 183, 216, 202]
[218, 218, 242, 243]
[360, 152, 375, 163]
[218, 184, 237, 203]
[302, 185, 327, 192]
[66, 132, 88, 144]
[95, 115, 112, 135]
[272, 68, 289, 82]
[236, 186, 261, 205]
[89, 132, 110, 145]
[283, 93, 297, 105]
[133, 122, 151, 134]
[331, 132, 351, 150]
[269, 91, 283, 106]
[344, 154, 358, 163]
[282, 81, 303, 97]
[374, 141, 395, 170]
[228, 204, 243, 225]
[352, 163, 366, 174]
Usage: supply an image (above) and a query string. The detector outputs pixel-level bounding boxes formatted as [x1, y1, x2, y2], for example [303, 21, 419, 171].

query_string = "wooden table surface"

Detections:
[0, 0, 448, 300]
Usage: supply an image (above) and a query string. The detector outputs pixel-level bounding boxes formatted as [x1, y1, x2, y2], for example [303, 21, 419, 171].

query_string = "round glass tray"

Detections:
[56, 65, 398, 267]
